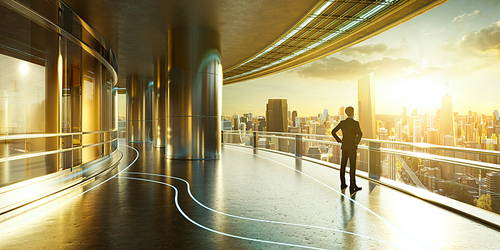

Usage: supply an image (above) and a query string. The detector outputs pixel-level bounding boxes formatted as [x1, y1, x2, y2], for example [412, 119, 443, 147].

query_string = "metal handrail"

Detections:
[0, 137, 118, 163]
[223, 130, 500, 157]
[223, 130, 500, 172]
[0, 130, 119, 162]
[0, 129, 118, 141]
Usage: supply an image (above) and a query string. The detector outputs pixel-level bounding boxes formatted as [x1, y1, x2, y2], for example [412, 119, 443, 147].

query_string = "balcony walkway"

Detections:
[0, 141, 498, 249]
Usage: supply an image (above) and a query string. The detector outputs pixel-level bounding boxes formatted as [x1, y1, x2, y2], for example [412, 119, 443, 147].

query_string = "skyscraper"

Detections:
[339, 106, 345, 120]
[413, 119, 421, 143]
[266, 99, 288, 132]
[427, 129, 438, 145]
[402, 106, 407, 126]
[486, 172, 500, 204]
[292, 110, 298, 127]
[358, 72, 376, 139]
[440, 94, 455, 146]
[465, 124, 473, 142]
[322, 109, 328, 124]
[395, 121, 403, 141]
[232, 115, 240, 130]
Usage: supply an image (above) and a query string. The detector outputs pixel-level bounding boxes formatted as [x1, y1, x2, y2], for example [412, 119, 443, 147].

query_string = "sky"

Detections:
[222, 0, 500, 118]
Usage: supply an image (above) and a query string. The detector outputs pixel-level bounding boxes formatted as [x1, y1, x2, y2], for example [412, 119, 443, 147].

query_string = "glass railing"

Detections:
[222, 130, 500, 223]
[0, 130, 119, 187]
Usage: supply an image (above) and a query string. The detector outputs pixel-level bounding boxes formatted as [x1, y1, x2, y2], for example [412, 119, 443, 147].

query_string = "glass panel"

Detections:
[0, 154, 52, 188]
[101, 65, 112, 155]
[81, 50, 100, 162]
[118, 92, 126, 137]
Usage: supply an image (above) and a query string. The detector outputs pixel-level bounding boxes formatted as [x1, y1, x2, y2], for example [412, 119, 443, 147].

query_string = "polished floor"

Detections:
[0, 140, 499, 249]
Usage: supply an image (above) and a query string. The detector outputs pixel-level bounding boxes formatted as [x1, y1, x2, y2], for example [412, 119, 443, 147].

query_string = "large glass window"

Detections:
[0, 54, 45, 135]
[0, 2, 118, 187]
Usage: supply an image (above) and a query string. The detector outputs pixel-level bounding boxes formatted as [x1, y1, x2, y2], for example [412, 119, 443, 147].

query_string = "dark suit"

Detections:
[331, 117, 363, 188]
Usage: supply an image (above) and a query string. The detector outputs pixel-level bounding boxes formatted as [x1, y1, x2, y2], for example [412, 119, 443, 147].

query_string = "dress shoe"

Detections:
[350, 186, 362, 193]
[340, 184, 348, 190]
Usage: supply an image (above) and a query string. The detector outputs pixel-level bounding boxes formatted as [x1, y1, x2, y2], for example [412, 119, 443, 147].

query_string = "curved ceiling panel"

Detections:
[223, 0, 449, 84]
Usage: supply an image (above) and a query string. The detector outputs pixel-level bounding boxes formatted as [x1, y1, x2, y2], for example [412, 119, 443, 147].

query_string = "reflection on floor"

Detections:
[0, 141, 499, 249]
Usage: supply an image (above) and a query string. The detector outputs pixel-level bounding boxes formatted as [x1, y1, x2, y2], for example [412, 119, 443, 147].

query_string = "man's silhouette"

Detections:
[331, 106, 363, 193]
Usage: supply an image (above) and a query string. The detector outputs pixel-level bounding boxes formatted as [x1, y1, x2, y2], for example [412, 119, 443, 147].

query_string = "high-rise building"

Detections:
[402, 106, 407, 126]
[222, 120, 232, 130]
[479, 122, 487, 137]
[485, 139, 497, 164]
[377, 127, 388, 140]
[292, 110, 298, 127]
[232, 115, 240, 130]
[322, 109, 329, 124]
[413, 119, 422, 143]
[395, 121, 403, 141]
[427, 129, 438, 145]
[309, 122, 317, 135]
[440, 94, 455, 146]
[266, 99, 288, 132]
[240, 116, 248, 125]
[316, 125, 326, 135]
[430, 116, 436, 129]
[358, 72, 376, 139]
[339, 106, 345, 120]
[423, 113, 429, 129]
[239, 122, 246, 131]
[408, 116, 417, 136]
[486, 172, 500, 204]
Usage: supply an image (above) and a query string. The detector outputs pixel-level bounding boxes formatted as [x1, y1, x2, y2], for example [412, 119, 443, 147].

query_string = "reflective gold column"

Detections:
[153, 58, 166, 147]
[126, 76, 153, 143]
[166, 28, 221, 159]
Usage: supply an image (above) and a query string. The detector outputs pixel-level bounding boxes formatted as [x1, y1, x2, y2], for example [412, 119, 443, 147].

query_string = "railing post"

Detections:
[369, 141, 381, 180]
[296, 134, 302, 157]
[253, 131, 257, 154]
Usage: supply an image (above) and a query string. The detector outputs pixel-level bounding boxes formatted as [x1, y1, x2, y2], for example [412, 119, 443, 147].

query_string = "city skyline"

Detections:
[223, 0, 500, 117]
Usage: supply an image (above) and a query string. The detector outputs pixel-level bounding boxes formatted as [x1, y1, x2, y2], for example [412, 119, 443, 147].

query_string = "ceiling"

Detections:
[65, 0, 319, 87]
[64, 0, 448, 88]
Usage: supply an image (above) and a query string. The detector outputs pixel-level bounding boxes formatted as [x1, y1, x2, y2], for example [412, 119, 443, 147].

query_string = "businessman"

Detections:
[331, 106, 363, 193]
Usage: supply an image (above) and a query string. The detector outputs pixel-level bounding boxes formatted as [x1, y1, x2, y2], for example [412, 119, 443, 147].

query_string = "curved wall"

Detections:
[0, 0, 118, 188]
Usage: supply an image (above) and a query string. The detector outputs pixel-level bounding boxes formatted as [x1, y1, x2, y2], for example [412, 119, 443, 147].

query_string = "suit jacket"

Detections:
[331, 117, 363, 150]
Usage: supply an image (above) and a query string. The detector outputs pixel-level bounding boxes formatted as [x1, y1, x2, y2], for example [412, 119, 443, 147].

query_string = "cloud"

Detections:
[340, 43, 405, 57]
[459, 20, 500, 55]
[452, 10, 481, 23]
[296, 57, 414, 81]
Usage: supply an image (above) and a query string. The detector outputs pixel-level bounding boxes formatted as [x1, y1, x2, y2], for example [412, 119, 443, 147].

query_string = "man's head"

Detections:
[345, 106, 354, 117]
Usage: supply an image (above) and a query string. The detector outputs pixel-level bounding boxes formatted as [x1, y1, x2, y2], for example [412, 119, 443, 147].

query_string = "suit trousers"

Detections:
[340, 148, 357, 187]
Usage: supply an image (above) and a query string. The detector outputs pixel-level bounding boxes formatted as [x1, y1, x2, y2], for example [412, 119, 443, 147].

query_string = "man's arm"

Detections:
[331, 122, 342, 143]
[355, 122, 363, 145]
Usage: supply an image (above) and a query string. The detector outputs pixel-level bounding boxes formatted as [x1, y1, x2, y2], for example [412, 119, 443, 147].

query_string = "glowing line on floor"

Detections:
[124, 171, 406, 249]
[225, 146, 430, 250]
[0, 144, 139, 234]
[117, 176, 329, 250]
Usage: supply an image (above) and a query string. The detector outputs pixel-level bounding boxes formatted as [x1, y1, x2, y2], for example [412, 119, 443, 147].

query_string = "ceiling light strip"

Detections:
[225, 0, 335, 73]
[224, 1, 395, 81]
